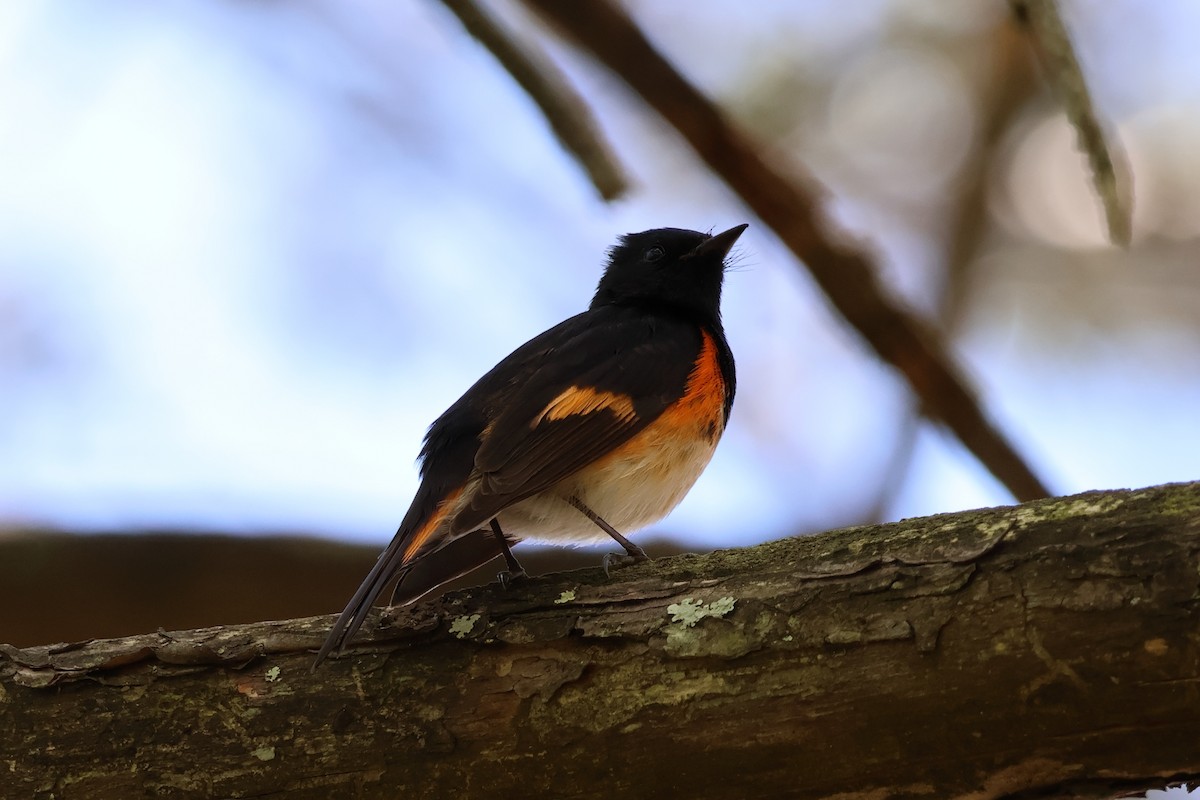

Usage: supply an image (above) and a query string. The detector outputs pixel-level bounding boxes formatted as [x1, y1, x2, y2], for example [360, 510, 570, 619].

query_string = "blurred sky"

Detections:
[1, 0, 1199, 550]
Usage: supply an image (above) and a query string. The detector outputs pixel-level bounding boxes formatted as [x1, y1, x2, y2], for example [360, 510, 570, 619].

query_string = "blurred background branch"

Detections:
[825, 14, 1039, 524]
[438, 0, 629, 200]
[940, 18, 1038, 326]
[1013, 0, 1133, 246]
[522, 0, 1051, 502]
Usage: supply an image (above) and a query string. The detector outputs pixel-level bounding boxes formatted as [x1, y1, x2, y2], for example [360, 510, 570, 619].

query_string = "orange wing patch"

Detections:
[401, 487, 463, 562]
[534, 386, 637, 426]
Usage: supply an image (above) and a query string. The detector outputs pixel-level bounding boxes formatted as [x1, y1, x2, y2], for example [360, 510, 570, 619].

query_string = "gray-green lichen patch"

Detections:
[662, 597, 765, 659]
[450, 614, 481, 639]
[1153, 481, 1200, 518]
[667, 597, 735, 628]
[554, 589, 577, 605]
[264, 666, 281, 683]
[251, 746, 276, 762]
[973, 519, 1013, 543]
[1011, 490, 1127, 528]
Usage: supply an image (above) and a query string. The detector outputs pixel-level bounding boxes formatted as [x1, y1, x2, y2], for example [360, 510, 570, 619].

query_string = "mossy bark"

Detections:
[3, 482, 1199, 799]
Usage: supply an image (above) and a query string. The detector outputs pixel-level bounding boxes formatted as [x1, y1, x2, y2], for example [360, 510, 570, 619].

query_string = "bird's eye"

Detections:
[645, 246, 665, 262]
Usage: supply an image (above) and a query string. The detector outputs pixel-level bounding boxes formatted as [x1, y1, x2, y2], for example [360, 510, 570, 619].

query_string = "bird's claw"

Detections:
[497, 569, 529, 590]
[602, 548, 650, 577]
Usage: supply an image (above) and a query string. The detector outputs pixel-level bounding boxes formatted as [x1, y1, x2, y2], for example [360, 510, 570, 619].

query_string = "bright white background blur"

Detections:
[1, 1, 1198, 543]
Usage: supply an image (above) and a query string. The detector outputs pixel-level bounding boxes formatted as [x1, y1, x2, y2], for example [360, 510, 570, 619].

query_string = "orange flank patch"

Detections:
[401, 488, 463, 562]
[655, 329, 727, 438]
[588, 330, 727, 474]
[535, 386, 637, 426]
[510, 329, 728, 501]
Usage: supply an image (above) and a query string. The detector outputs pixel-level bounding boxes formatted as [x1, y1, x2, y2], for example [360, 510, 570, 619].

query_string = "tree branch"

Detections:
[3, 482, 1199, 798]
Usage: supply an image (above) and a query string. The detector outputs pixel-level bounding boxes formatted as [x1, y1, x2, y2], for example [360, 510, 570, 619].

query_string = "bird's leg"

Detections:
[566, 495, 649, 575]
[490, 518, 528, 588]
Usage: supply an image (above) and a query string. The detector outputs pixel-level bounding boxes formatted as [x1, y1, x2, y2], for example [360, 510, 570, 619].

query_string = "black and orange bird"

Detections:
[313, 224, 747, 667]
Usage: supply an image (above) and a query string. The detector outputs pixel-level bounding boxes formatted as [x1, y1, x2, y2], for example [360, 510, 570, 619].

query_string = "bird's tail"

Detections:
[311, 531, 410, 670]
[311, 524, 511, 670]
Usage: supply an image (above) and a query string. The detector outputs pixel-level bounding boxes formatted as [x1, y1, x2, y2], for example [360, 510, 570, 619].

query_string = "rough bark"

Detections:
[3, 482, 1199, 799]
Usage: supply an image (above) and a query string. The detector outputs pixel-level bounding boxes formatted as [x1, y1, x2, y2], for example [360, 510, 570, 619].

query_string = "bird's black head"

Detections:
[590, 224, 748, 325]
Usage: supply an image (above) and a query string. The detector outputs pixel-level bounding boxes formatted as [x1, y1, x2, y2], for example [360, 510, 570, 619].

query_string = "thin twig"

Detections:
[521, 0, 1051, 502]
[1011, 0, 1133, 246]
[437, 0, 629, 201]
[940, 19, 1038, 327]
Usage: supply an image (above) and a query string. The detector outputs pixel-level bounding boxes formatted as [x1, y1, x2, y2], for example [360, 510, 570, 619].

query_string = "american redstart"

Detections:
[314, 224, 747, 667]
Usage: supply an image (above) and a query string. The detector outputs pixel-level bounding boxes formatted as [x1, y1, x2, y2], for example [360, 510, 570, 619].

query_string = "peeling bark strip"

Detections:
[2, 483, 1200, 799]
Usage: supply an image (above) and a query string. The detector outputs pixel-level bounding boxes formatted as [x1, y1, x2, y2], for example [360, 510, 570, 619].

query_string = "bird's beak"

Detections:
[689, 223, 748, 262]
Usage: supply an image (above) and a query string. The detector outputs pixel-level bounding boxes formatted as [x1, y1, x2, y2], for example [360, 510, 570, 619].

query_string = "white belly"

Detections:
[494, 431, 720, 544]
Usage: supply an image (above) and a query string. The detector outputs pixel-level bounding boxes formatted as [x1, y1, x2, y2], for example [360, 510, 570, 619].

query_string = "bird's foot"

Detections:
[497, 569, 529, 590]
[602, 546, 650, 577]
